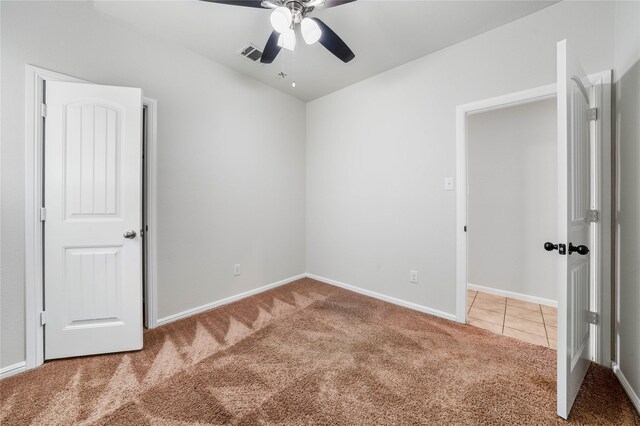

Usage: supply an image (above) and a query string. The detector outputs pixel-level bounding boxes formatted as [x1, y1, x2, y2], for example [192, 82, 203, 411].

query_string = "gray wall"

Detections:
[614, 0, 640, 406]
[306, 1, 615, 315]
[468, 99, 558, 302]
[1, 1, 306, 368]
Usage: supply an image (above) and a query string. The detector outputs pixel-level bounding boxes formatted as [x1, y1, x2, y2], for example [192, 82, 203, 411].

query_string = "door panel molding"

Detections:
[24, 65, 158, 371]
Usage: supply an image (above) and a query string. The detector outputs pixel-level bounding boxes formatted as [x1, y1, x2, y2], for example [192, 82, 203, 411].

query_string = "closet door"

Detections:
[44, 81, 143, 359]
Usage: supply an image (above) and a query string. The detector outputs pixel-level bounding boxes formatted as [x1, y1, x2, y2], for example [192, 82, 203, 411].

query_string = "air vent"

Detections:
[238, 44, 263, 63]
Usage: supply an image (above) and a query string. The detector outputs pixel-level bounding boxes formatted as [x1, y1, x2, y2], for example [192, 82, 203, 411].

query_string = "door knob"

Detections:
[123, 230, 137, 239]
[569, 243, 589, 255]
[544, 242, 566, 255]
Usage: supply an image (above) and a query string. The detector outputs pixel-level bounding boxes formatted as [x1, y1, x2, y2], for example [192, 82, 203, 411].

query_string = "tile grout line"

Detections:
[474, 291, 550, 348]
[473, 292, 545, 343]
[540, 304, 550, 348]
[501, 297, 507, 334]
[467, 290, 478, 317]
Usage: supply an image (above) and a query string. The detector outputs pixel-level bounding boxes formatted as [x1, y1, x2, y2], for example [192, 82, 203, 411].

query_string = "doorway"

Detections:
[455, 66, 612, 418]
[464, 97, 558, 349]
[24, 66, 158, 369]
[455, 74, 612, 367]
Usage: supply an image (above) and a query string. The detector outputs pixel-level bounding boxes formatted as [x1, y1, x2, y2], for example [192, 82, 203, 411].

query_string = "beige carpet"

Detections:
[1, 278, 638, 425]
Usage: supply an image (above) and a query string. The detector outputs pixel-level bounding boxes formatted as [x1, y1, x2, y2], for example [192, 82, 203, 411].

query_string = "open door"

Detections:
[44, 81, 143, 359]
[555, 39, 593, 419]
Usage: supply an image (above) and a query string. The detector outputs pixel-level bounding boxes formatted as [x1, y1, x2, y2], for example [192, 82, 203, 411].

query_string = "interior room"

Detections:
[466, 98, 559, 348]
[1, 0, 639, 424]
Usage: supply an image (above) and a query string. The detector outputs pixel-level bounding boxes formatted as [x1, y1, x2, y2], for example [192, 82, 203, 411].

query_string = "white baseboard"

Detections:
[468, 283, 557, 307]
[0, 361, 27, 380]
[612, 362, 640, 415]
[156, 274, 307, 326]
[306, 273, 457, 322]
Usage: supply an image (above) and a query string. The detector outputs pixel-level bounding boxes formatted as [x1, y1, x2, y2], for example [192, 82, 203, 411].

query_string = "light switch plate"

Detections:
[444, 177, 454, 191]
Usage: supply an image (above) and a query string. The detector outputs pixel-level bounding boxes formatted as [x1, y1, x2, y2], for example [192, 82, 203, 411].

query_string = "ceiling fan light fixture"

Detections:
[301, 18, 322, 44]
[270, 7, 292, 33]
[277, 28, 296, 51]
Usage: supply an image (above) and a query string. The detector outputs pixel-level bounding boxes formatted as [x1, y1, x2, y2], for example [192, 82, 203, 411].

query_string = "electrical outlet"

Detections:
[233, 264, 241, 276]
[409, 270, 418, 284]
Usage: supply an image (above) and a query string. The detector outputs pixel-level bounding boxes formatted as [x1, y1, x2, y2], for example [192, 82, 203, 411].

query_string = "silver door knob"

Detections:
[123, 230, 137, 239]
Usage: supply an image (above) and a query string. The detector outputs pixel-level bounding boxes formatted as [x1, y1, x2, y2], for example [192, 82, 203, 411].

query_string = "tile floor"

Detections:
[467, 289, 557, 349]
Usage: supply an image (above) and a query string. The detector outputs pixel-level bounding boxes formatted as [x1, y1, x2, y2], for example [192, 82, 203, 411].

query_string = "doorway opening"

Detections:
[464, 97, 558, 349]
[456, 65, 612, 419]
[455, 71, 612, 368]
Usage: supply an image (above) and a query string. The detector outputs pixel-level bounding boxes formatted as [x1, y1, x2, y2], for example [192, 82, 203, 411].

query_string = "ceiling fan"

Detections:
[201, 0, 356, 64]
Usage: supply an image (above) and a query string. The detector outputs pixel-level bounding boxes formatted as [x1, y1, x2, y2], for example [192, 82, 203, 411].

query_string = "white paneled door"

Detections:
[44, 81, 143, 360]
[556, 40, 593, 419]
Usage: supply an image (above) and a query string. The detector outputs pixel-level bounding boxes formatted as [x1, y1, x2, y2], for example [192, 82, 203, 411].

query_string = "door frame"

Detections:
[455, 70, 612, 366]
[141, 98, 159, 330]
[24, 65, 159, 371]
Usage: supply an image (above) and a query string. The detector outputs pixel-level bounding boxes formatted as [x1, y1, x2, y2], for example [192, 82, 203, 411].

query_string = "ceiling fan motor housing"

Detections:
[285, 1, 309, 24]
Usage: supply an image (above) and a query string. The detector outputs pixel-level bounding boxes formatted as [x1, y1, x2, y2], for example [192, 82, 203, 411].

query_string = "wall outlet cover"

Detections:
[233, 264, 241, 276]
[410, 270, 418, 284]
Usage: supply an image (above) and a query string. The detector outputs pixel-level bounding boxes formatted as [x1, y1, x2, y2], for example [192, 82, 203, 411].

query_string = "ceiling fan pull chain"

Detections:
[292, 51, 296, 88]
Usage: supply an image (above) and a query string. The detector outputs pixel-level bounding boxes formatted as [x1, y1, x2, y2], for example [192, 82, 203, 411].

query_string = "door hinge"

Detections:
[40, 207, 46, 222]
[588, 107, 598, 121]
[587, 209, 599, 223]
[587, 310, 599, 325]
[40, 103, 47, 118]
[40, 311, 47, 326]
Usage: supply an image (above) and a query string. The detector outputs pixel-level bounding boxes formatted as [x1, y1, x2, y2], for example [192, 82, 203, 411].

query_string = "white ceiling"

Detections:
[94, 0, 556, 101]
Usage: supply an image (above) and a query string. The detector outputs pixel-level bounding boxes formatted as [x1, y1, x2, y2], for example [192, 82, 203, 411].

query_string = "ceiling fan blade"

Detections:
[312, 18, 355, 63]
[199, 0, 265, 8]
[322, 0, 356, 9]
[260, 31, 282, 64]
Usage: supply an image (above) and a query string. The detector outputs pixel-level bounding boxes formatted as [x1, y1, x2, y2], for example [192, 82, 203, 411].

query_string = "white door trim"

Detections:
[143, 97, 159, 329]
[24, 65, 159, 371]
[455, 72, 612, 366]
[587, 70, 612, 366]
